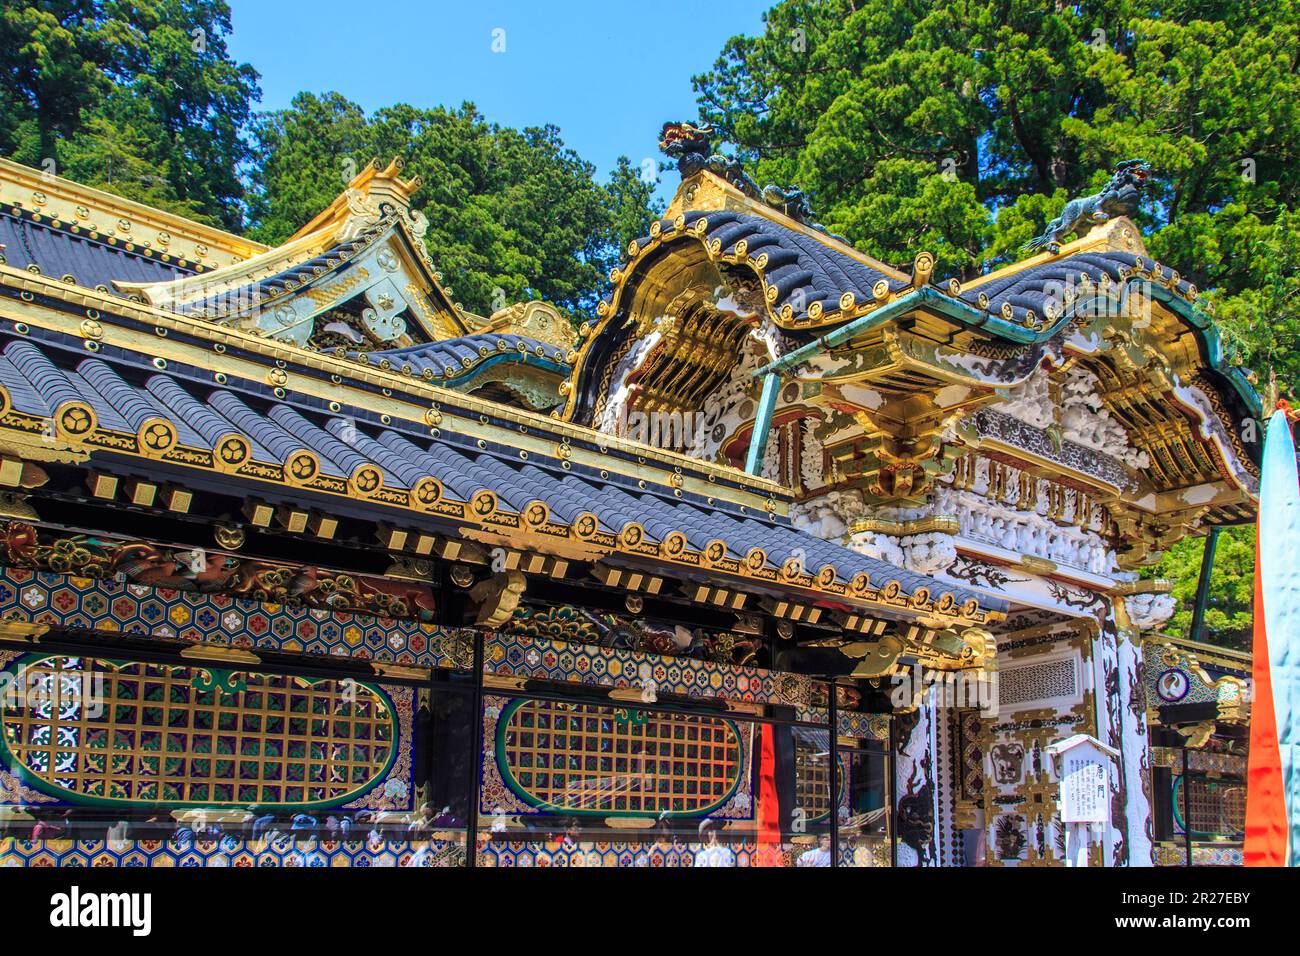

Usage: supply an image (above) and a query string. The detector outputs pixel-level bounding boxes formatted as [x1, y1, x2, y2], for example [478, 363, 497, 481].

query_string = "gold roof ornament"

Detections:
[483, 300, 577, 349]
[289, 158, 424, 242]
[108, 156, 466, 348]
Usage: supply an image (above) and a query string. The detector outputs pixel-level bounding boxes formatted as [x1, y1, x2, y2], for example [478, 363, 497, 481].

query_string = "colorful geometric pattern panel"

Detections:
[0, 567, 467, 670]
[0, 652, 415, 812]
[0, 836, 463, 868]
[1153, 841, 1244, 867]
[478, 838, 830, 867]
[479, 695, 754, 820]
[0, 523, 438, 622]
[838, 711, 891, 741]
[484, 629, 827, 711]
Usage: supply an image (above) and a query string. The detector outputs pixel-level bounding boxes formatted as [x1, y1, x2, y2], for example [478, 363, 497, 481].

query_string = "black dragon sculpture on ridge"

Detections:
[1024, 159, 1153, 254]
[658, 121, 840, 238]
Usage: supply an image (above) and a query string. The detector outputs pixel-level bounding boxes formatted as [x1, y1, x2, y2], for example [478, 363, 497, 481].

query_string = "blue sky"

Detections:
[227, 0, 771, 203]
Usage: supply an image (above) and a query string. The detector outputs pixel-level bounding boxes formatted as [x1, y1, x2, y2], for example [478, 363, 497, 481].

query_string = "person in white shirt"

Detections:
[797, 834, 833, 867]
[694, 819, 735, 867]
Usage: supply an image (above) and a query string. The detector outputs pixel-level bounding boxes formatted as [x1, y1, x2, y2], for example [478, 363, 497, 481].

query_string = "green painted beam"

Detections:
[1188, 526, 1222, 642]
[744, 371, 781, 475]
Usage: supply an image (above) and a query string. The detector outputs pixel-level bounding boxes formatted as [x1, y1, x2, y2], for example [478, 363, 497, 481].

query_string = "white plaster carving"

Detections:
[1060, 366, 1150, 469]
[1124, 592, 1176, 632]
[684, 337, 766, 462]
[934, 484, 1116, 575]
[789, 488, 867, 543]
[999, 369, 1055, 429]
[846, 529, 957, 576]
[596, 327, 664, 433]
[850, 529, 907, 566]
[799, 418, 825, 491]
[902, 532, 958, 575]
[995, 366, 1150, 470]
[749, 314, 789, 363]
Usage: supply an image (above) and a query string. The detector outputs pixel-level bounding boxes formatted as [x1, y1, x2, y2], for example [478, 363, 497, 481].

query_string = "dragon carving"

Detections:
[0, 521, 437, 621]
[1025, 159, 1152, 254]
[659, 120, 834, 234]
[658, 120, 758, 195]
[760, 184, 842, 240]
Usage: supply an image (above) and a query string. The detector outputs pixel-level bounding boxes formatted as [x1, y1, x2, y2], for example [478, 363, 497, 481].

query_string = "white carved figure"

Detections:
[596, 326, 664, 433]
[900, 532, 958, 575]
[799, 418, 825, 491]
[790, 488, 867, 543]
[849, 529, 907, 567]
[934, 483, 1116, 575]
[1000, 369, 1056, 429]
[995, 366, 1150, 471]
[337, 188, 384, 242]
[1060, 366, 1150, 469]
[1124, 592, 1177, 631]
[749, 314, 790, 364]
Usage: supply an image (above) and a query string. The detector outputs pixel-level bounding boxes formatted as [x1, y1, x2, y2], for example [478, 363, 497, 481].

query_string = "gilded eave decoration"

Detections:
[0, 157, 265, 274]
[0, 521, 438, 621]
[0, 270, 1001, 629]
[115, 211, 465, 349]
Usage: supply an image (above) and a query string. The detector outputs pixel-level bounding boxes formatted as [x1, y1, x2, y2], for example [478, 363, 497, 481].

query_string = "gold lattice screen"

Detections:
[496, 699, 745, 816]
[1, 656, 398, 808]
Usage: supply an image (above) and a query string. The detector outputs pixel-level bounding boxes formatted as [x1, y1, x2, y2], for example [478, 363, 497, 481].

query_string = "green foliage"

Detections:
[694, 1, 1300, 338]
[695, 0, 1296, 643]
[1150, 528, 1255, 650]
[2, 4, 662, 315]
[248, 95, 663, 317]
[606, 156, 663, 265]
[1, 1, 260, 229]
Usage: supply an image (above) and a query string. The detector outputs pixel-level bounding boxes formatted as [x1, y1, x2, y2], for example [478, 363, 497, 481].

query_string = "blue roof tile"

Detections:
[366, 332, 571, 383]
[959, 249, 1197, 325]
[0, 212, 194, 292]
[0, 331, 999, 615]
[640, 211, 911, 323]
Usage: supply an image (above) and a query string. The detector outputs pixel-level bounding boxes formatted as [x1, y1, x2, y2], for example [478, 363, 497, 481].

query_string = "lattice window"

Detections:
[998, 656, 1079, 708]
[1, 656, 397, 807]
[497, 700, 743, 815]
[1183, 776, 1246, 838]
[794, 729, 831, 820]
[956, 710, 984, 803]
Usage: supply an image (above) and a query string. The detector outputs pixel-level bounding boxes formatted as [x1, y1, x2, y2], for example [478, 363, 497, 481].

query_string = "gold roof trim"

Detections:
[114, 170, 466, 343]
[0, 263, 784, 498]
[0, 391, 999, 629]
[0, 157, 265, 272]
[1147, 633, 1251, 671]
[958, 217, 1147, 292]
[288, 158, 422, 242]
[666, 169, 909, 281]
[114, 226, 339, 309]
[484, 300, 577, 349]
